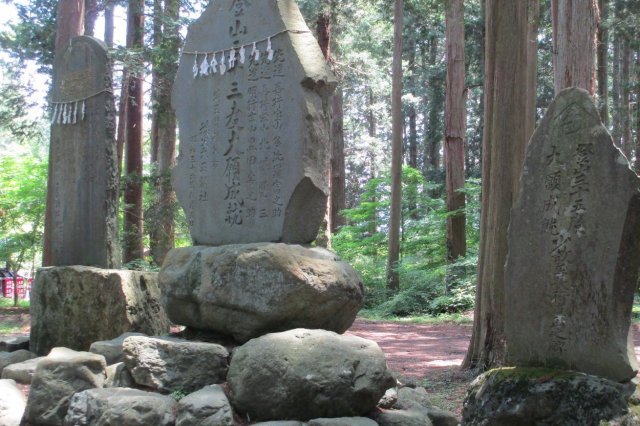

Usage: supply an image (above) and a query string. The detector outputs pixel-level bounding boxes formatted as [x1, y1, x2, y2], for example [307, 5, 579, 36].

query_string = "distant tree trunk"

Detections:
[367, 87, 378, 238]
[551, 0, 598, 95]
[104, 1, 114, 48]
[525, 0, 539, 140]
[84, 0, 99, 36]
[463, 0, 531, 371]
[424, 34, 444, 190]
[44, 0, 85, 266]
[445, 0, 466, 262]
[621, 40, 632, 159]
[387, 0, 404, 292]
[123, 0, 145, 264]
[597, 0, 609, 125]
[407, 36, 418, 170]
[331, 87, 346, 232]
[149, 0, 180, 266]
[612, 33, 621, 146]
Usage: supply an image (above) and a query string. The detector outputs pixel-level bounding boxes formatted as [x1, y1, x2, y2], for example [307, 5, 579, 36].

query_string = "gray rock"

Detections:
[172, 0, 336, 246]
[462, 367, 630, 426]
[505, 87, 640, 382]
[48, 35, 119, 268]
[1, 356, 44, 384]
[252, 422, 304, 426]
[394, 387, 433, 411]
[0, 379, 26, 426]
[30, 266, 170, 355]
[105, 362, 134, 388]
[64, 387, 177, 426]
[426, 407, 459, 426]
[307, 418, 379, 426]
[176, 385, 234, 426]
[90, 332, 146, 365]
[23, 347, 107, 426]
[160, 244, 363, 342]
[0, 349, 36, 375]
[123, 336, 229, 393]
[378, 388, 398, 409]
[373, 409, 433, 426]
[228, 328, 395, 421]
[0, 336, 29, 352]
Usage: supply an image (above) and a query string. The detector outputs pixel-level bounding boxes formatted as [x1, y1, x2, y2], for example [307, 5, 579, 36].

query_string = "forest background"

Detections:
[0, 0, 638, 327]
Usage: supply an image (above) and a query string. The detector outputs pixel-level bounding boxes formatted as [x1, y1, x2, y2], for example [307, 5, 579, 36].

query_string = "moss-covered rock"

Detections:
[462, 367, 632, 426]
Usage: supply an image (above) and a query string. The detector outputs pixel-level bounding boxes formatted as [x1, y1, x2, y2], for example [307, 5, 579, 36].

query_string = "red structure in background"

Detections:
[1, 277, 32, 299]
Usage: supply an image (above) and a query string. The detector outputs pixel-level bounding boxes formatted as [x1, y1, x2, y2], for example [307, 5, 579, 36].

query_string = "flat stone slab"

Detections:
[0, 356, 45, 384]
[505, 88, 640, 382]
[172, 0, 336, 245]
[159, 244, 364, 342]
[0, 336, 29, 353]
[30, 266, 170, 355]
[0, 350, 36, 375]
[90, 332, 146, 365]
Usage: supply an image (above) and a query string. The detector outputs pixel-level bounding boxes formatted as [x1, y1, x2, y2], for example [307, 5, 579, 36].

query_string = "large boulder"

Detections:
[0, 379, 26, 426]
[123, 336, 229, 394]
[23, 347, 107, 426]
[1, 356, 44, 384]
[176, 385, 234, 426]
[90, 332, 146, 365]
[160, 244, 364, 342]
[227, 328, 396, 421]
[30, 266, 170, 355]
[0, 349, 36, 375]
[0, 336, 29, 352]
[462, 367, 632, 426]
[64, 388, 178, 426]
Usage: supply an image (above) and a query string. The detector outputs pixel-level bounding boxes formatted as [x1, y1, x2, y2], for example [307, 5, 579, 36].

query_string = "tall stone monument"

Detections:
[44, 35, 120, 268]
[162, 0, 364, 341]
[505, 87, 640, 382]
[172, 0, 335, 246]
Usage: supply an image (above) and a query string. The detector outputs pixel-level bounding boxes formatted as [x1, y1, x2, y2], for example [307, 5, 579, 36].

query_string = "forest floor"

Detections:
[4, 304, 640, 419]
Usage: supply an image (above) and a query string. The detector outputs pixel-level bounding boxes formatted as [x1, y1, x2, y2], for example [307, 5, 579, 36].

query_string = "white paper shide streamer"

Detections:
[50, 88, 106, 126]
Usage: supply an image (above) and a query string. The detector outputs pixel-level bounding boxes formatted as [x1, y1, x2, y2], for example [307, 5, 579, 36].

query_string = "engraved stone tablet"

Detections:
[172, 0, 336, 245]
[505, 88, 640, 382]
[46, 36, 120, 268]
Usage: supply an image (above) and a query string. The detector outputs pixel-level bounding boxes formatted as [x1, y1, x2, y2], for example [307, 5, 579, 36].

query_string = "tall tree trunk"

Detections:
[407, 36, 418, 170]
[597, 0, 609, 125]
[123, 0, 145, 264]
[551, 0, 599, 95]
[331, 87, 346, 232]
[424, 34, 444, 190]
[387, 0, 404, 292]
[612, 32, 621, 146]
[463, 0, 531, 371]
[525, 0, 540, 141]
[104, 1, 114, 48]
[621, 40, 632, 159]
[444, 0, 466, 262]
[149, 0, 180, 266]
[367, 87, 378, 239]
[44, 0, 85, 266]
[84, 0, 99, 36]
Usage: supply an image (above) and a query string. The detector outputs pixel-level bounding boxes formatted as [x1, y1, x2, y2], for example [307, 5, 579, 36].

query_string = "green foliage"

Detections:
[0, 298, 30, 309]
[333, 168, 480, 318]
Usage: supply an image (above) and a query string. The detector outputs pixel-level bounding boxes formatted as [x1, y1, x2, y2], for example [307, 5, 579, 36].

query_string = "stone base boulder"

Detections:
[0, 379, 26, 426]
[0, 349, 36, 375]
[176, 385, 234, 426]
[227, 328, 396, 421]
[1, 356, 44, 384]
[462, 367, 632, 426]
[123, 336, 229, 394]
[30, 266, 171, 355]
[159, 244, 364, 342]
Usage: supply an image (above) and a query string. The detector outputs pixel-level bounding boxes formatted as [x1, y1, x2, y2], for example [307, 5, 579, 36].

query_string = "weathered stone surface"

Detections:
[252, 422, 304, 426]
[228, 328, 395, 421]
[1, 356, 44, 384]
[90, 332, 146, 365]
[176, 385, 234, 426]
[24, 347, 107, 426]
[373, 409, 433, 426]
[30, 266, 170, 355]
[307, 418, 379, 426]
[0, 379, 26, 426]
[390, 387, 458, 426]
[462, 367, 631, 426]
[0, 336, 30, 352]
[394, 387, 434, 411]
[172, 0, 336, 246]
[105, 362, 134, 388]
[123, 336, 229, 393]
[160, 244, 363, 342]
[46, 35, 119, 268]
[378, 388, 398, 409]
[505, 87, 640, 382]
[0, 349, 36, 375]
[64, 387, 177, 426]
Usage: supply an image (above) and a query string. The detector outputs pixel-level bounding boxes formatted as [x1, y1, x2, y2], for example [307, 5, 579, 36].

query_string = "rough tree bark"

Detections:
[621, 40, 632, 159]
[551, 0, 599, 95]
[444, 0, 466, 262]
[387, 0, 404, 292]
[597, 0, 609, 125]
[44, 0, 85, 266]
[463, 0, 534, 371]
[525, 0, 539, 141]
[123, 0, 145, 263]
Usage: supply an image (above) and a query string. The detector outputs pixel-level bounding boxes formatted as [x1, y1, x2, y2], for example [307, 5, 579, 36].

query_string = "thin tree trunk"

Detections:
[331, 87, 346, 232]
[104, 1, 114, 48]
[84, 0, 99, 37]
[525, 0, 539, 141]
[123, 0, 145, 264]
[597, 0, 609, 125]
[445, 0, 466, 262]
[463, 0, 531, 371]
[367, 87, 378, 239]
[387, 0, 404, 292]
[425, 34, 444, 191]
[44, 0, 85, 266]
[612, 33, 621, 146]
[621, 40, 632, 159]
[551, 0, 599, 95]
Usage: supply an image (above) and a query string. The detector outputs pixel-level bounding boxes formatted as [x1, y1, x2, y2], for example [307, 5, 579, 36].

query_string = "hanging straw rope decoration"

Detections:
[183, 29, 310, 79]
[50, 88, 111, 126]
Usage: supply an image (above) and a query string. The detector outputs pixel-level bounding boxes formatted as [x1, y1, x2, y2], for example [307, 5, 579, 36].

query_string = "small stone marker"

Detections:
[46, 35, 119, 268]
[505, 87, 640, 382]
[172, 0, 336, 245]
